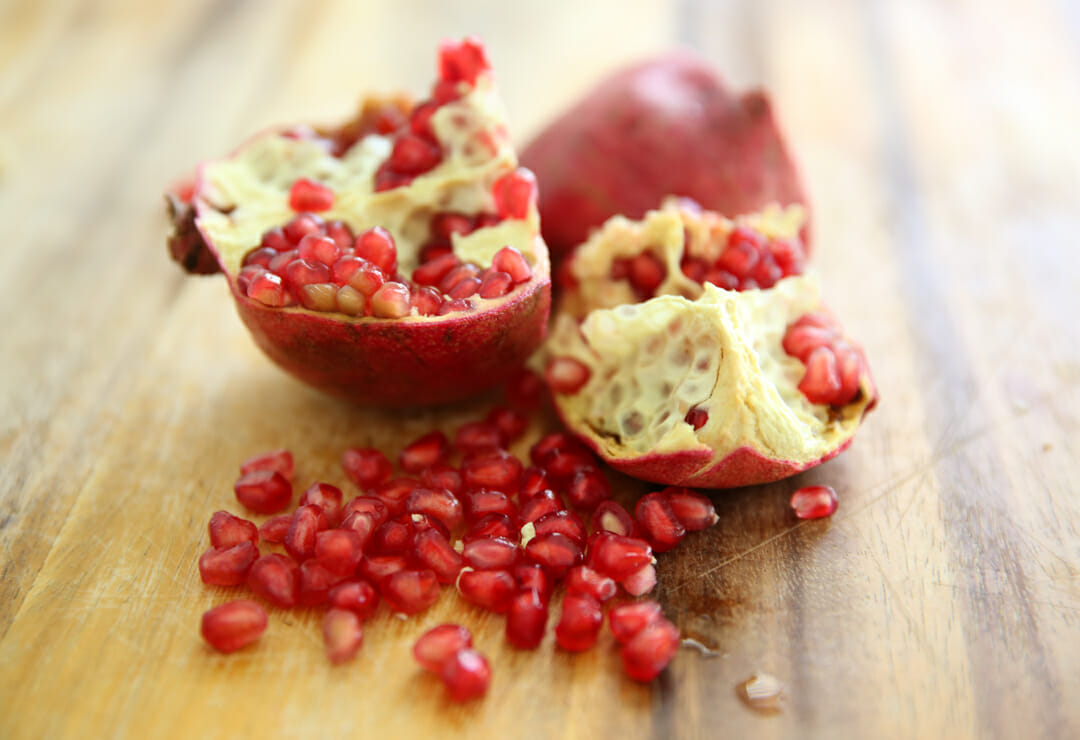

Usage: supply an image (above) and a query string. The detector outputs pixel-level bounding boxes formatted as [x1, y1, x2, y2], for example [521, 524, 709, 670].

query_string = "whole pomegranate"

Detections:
[166, 39, 551, 406]
[521, 52, 809, 259]
[544, 200, 876, 488]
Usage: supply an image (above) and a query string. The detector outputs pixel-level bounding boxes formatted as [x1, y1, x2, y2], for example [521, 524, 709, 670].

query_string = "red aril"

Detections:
[505, 368, 544, 410]
[457, 568, 516, 613]
[609, 600, 663, 644]
[372, 477, 420, 516]
[513, 564, 552, 603]
[545, 357, 590, 395]
[289, 178, 334, 212]
[240, 449, 294, 480]
[341, 448, 393, 491]
[455, 421, 507, 456]
[439, 648, 491, 702]
[327, 579, 380, 620]
[285, 505, 328, 562]
[234, 470, 292, 514]
[369, 515, 417, 555]
[519, 490, 564, 524]
[298, 559, 343, 606]
[564, 565, 617, 602]
[532, 510, 587, 547]
[258, 514, 291, 544]
[323, 609, 363, 664]
[420, 464, 464, 496]
[661, 487, 718, 531]
[399, 431, 452, 474]
[438, 37, 491, 86]
[555, 593, 603, 651]
[492, 169, 537, 220]
[524, 532, 582, 576]
[414, 624, 473, 673]
[247, 553, 300, 608]
[298, 482, 344, 527]
[519, 467, 552, 500]
[314, 529, 366, 576]
[635, 492, 686, 553]
[566, 468, 611, 511]
[590, 501, 636, 537]
[208, 510, 258, 548]
[506, 588, 548, 649]
[485, 405, 528, 443]
[462, 537, 520, 570]
[462, 490, 518, 525]
[405, 487, 463, 531]
[198, 541, 258, 586]
[358, 554, 409, 586]
[790, 485, 838, 519]
[621, 562, 657, 596]
[381, 568, 440, 614]
[412, 528, 465, 584]
[621, 618, 680, 682]
[492, 246, 533, 284]
[587, 533, 653, 581]
[201, 600, 267, 653]
[463, 513, 517, 543]
[342, 496, 390, 527]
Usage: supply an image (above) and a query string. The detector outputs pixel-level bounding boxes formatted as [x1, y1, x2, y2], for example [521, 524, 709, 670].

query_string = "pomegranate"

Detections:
[521, 52, 809, 259]
[545, 200, 877, 488]
[166, 38, 550, 406]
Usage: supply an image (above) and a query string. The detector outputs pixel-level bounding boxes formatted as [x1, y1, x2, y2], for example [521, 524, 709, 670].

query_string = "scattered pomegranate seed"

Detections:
[341, 448, 393, 491]
[532, 510, 588, 546]
[566, 468, 611, 511]
[342, 496, 390, 527]
[369, 515, 418, 555]
[462, 490, 518, 525]
[440, 648, 491, 702]
[513, 564, 552, 603]
[298, 235, 341, 268]
[438, 37, 491, 86]
[240, 449, 294, 480]
[635, 492, 686, 553]
[412, 528, 465, 584]
[299, 482, 344, 527]
[288, 178, 334, 212]
[464, 513, 518, 543]
[323, 609, 363, 664]
[298, 559, 343, 606]
[608, 601, 664, 644]
[234, 470, 292, 514]
[327, 579, 380, 619]
[258, 514, 291, 544]
[587, 533, 654, 581]
[421, 464, 464, 496]
[315, 529, 366, 576]
[462, 450, 523, 494]
[492, 169, 537, 220]
[198, 541, 259, 586]
[485, 406, 528, 442]
[621, 562, 658, 596]
[799, 346, 842, 405]
[621, 618, 680, 682]
[414, 624, 473, 673]
[790, 485, 839, 519]
[208, 511, 259, 548]
[590, 501, 636, 537]
[455, 421, 507, 456]
[545, 357, 591, 395]
[519, 467, 553, 501]
[285, 505, 327, 562]
[684, 406, 709, 430]
[247, 553, 300, 608]
[626, 251, 666, 297]
[201, 600, 267, 653]
[524, 532, 582, 576]
[505, 588, 548, 649]
[399, 431, 452, 474]
[388, 133, 442, 176]
[358, 554, 409, 585]
[555, 593, 603, 651]
[661, 487, 718, 531]
[381, 568, 440, 614]
[283, 212, 324, 244]
[457, 568, 516, 613]
[565, 565, 617, 602]
[372, 478, 420, 516]
[405, 487, 464, 531]
[462, 536, 520, 570]
[519, 490, 564, 524]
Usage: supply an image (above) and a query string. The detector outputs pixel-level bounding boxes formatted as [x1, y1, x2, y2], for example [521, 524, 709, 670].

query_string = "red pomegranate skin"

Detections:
[521, 53, 809, 258]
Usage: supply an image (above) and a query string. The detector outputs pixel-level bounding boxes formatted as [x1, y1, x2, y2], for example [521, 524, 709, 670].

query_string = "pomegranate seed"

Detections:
[399, 431, 452, 474]
[354, 226, 398, 274]
[566, 468, 611, 511]
[635, 492, 686, 553]
[238, 265, 268, 294]
[519, 467, 553, 501]
[457, 568, 516, 613]
[341, 448, 393, 491]
[323, 609, 363, 664]
[299, 482, 344, 527]
[440, 648, 491, 702]
[288, 177, 334, 212]
[359, 554, 409, 585]
[519, 490, 564, 524]
[240, 449, 294, 480]
[285, 258, 332, 290]
[505, 368, 544, 410]
[208, 510, 258, 548]
[627, 252, 666, 297]
[406, 487, 463, 530]
[545, 357, 591, 395]
[347, 260, 386, 296]
[464, 513, 517, 543]
[506, 588, 548, 649]
[740, 673, 786, 711]
[799, 346, 842, 405]
[413, 252, 460, 286]
[684, 406, 709, 430]
[199, 541, 258, 586]
[587, 533, 653, 580]
[408, 101, 440, 137]
[300, 282, 339, 312]
[342, 496, 390, 527]
[258, 514, 291, 544]
[336, 285, 366, 315]
[325, 219, 354, 247]
[662, 487, 718, 531]
[463, 537, 520, 570]
[462, 450, 522, 494]
[369, 515, 416, 555]
[283, 212, 325, 244]
[201, 600, 267, 653]
[285, 505, 327, 562]
[369, 282, 412, 318]
[382, 568, 440, 614]
[388, 133, 442, 175]
[834, 342, 864, 405]
[621, 618, 680, 682]
[681, 255, 708, 282]
[431, 212, 475, 240]
[327, 579, 380, 619]
[622, 562, 657, 596]
[414, 624, 473, 672]
[448, 275, 481, 300]
[491, 246, 532, 283]
[555, 593, 603, 651]
[477, 270, 513, 298]
[412, 528, 465, 584]
[541, 448, 597, 487]
[418, 239, 454, 264]
[530, 432, 589, 466]
[455, 421, 506, 456]
[751, 252, 782, 289]
[513, 564, 552, 603]
[260, 227, 290, 251]
[790, 485, 839, 519]
[298, 559, 344, 606]
[565, 565, 617, 602]
[492, 169, 537, 220]
[372, 478, 420, 516]
[436, 298, 472, 315]
[234, 470, 292, 514]
[421, 464, 463, 495]
[267, 249, 298, 275]
[462, 490, 519, 524]
[374, 167, 413, 192]
[532, 510, 587, 546]
[485, 406, 528, 442]
[609, 600, 664, 644]
[410, 285, 443, 315]
[247, 553, 300, 608]
[591, 501, 636, 537]
[718, 226, 763, 276]
[339, 511, 378, 548]
[315, 529, 366, 576]
[438, 37, 491, 85]
[524, 532, 582, 576]
[440, 262, 480, 293]
[297, 233, 341, 266]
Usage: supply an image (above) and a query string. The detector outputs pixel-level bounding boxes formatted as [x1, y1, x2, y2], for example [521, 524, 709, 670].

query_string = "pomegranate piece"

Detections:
[198, 541, 258, 586]
[406, 487, 464, 531]
[462, 537, 520, 570]
[298, 559, 344, 606]
[289, 177, 334, 212]
[590, 500, 636, 537]
[457, 568, 516, 613]
[454, 421, 507, 456]
[621, 562, 658, 596]
[323, 609, 363, 664]
[555, 593, 603, 651]
[315, 529, 366, 576]
[545, 357, 590, 395]
[234, 470, 292, 514]
[341, 448, 393, 491]
[566, 467, 611, 511]
[524, 532, 582, 576]
[587, 533, 653, 581]
[327, 579, 380, 619]
[439, 648, 492, 702]
[208, 510, 258, 548]
[564, 565, 617, 602]
[635, 492, 687, 553]
[201, 600, 267, 653]
[506, 588, 549, 649]
[258, 514, 291, 544]
[247, 553, 300, 608]
[620, 618, 680, 682]
[609, 600, 664, 644]
[240, 449, 294, 480]
[399, 431, 452, 474]
[412, 528, 465, 584]
[414, 624, 473, 672]
[790, 485, 839, 519]
[285, 505, 327, 562]
[299, 482, 344, 527]
[381, 568, 440, 614]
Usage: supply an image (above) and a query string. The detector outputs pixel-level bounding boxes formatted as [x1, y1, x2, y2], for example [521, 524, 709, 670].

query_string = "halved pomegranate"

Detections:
[545, 200, 877, 488]
[166, 38, 550, 406]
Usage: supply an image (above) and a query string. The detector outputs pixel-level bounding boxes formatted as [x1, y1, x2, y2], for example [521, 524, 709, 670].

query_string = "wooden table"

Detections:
[2, 0, 1078, 737]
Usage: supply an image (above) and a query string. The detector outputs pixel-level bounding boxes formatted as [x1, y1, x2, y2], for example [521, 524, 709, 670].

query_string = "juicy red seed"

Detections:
[370, 282, 412, 318]
[243, 247, 278, 268]
[565, 565, 617, 602]
[238, 448, 288, 479]
[492, 169, 537, 220]
[332, 255, 365, 285]
[590, 501, 636, 537]
[506, 588, 548, 649]
[555, 593, 603, 652]
[566, 468, 611, 511]
[491, 246, 532, 283]
[421, 464, 463, 496]
[546, 357, 591, 395]
[685, 406, 709, 430]
[541, 446, 598, 487]
[609, 600, 664, 644]
[258, 514, 291, 544]
[441, 262, 481, 293]
[406, 487, 463, 531]
[532, 510, 587, 546]
[283, 212, 325, 244]
[285, 505, 328, 562]
[409, 100, 440, 137]
[359, 554, 409, 585]
[372, 478, 420, 516]
[782, 324, 836, 362]
[238, 265, 268, 294]
[519, 490, 564, 524]
[447, 275, 481, 300]
[410, 285, 443, 315]
[621, 618, 680, 682]
[524, 532, 582, 575]
[325, 219, 354, 247]
[413, 252, 460, 286]
[463, 490, 519, 525]
[342, 448, 393, 491]
[339, 511, 378, 547]
[462, 537, 520, 570]
[373, 167, 414, 192]
[201, 600, 267, 653]
[327, 579, 380, 619]
[622, 562, 658, 596]
[431, 212, 475, 240]
[315, 529, 366, 576]
[799, 346, 843, 405]
[298, 559, 344, 606]
[400, 431, 452, 474]
[354, 226, 398, 274]
[342, 496, 390, 527]
[323, 609, 363, 664]
[288, 177, 334, 212]
[299, 482, 344, 527]
[704, 268, 740, 290]
[513, 564, 552, 603]
[587, 533, 653, 580]
[285, 258, 332, 288]
[414, 624, 473, 673]
[440, 648, 492, 703]
[462, 451, 522, 494]
[419, 239, 454, 264]
[751, 252, 782, 288]
[519, 467, 553, 501]
[477, 270, 513, 299]
[627, 252, 666, 296]
[635, 492, 687, 553]
[297, 234, 341, 266]
[455, 421, 507, 456]
[199, 541, 258, 586]
[381, 569, 440, 614]
[485, 406, 528, 443]
[530, 432, 588, 466]
[437, 298, 472, 315]
[662, 487, 718, 531]
[208, 510, 258, 548]
[234, 470, 292, 514]
[792, 311, 839, 331]
[267, 250, 297, 275]
[457, 568, 516, 613]
[261, 227, 291, 251]
[410, 513, 452, 541]
[412, 528, 465, 584]
[347, 260, 386, 297]
[247, 553, 300, 608]
[464, 513, 517, 543]
[790, 485, 839, 519]
[438, 37, 491, 85]
[718, 226, 763, 277]
[834, 343, 863, 405]
[388, 133, 442, 175]
[369, 516, 416, 555]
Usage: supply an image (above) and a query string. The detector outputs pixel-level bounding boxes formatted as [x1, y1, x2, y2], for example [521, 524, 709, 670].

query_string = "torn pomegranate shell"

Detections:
[546, 200, 876, 488]
[174, 39, 550, 406]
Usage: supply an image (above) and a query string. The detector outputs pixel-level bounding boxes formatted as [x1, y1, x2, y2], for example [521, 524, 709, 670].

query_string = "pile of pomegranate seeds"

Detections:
[789, 485, 839, 519]
[782, 312, 868, 406]
[679, 224, 806, 293]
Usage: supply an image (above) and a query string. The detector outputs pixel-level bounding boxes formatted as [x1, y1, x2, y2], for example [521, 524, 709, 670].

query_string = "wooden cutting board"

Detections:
[2, 0, 1079, 738]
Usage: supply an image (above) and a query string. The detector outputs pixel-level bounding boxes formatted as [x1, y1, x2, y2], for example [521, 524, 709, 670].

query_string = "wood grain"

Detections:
[1, 0, 1078, 738]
